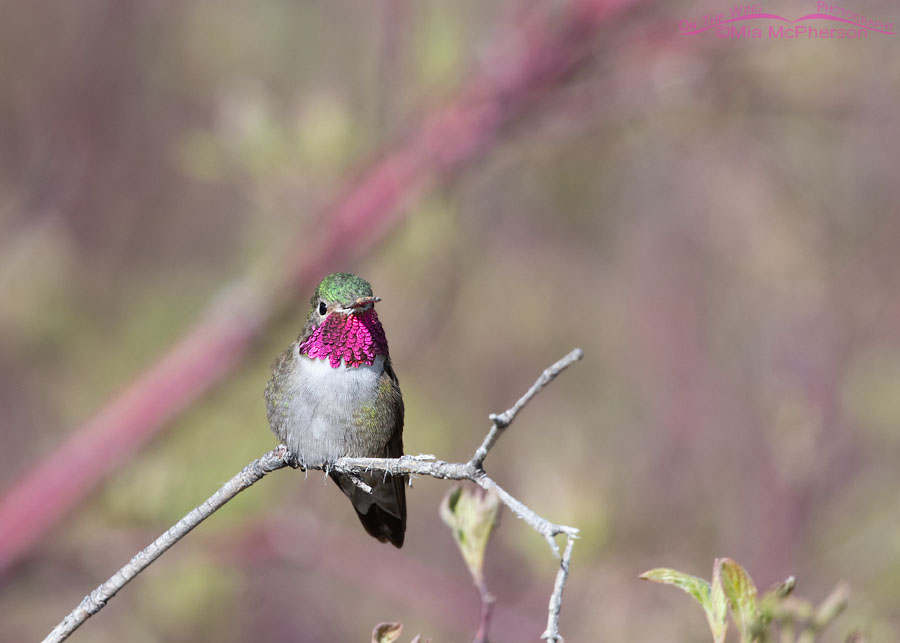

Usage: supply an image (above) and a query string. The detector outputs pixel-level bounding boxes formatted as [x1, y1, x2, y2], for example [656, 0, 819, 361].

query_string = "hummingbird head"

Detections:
[309, 272, 381, 318]
[298, 272, 389, 368]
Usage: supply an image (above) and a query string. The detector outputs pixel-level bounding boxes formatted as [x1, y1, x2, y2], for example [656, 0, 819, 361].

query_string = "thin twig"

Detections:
[45, 349, 583, 643]
[542, 535, 576, 643]
[319, 457, 579, 557]
[319, 350, 583, 640]
[476, 476, 576, 557]
[471, 348, 584, 468]
[346, 473, 374, 495]
[42, 450, 290, 643]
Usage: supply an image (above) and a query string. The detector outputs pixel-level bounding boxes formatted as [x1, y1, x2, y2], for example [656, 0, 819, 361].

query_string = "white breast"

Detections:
[286, 350, 385, 465]
[298, 352, 384, 394]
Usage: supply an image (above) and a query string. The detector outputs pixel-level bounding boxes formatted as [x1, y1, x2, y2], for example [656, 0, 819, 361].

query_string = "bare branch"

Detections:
[45, 349, 583, 643]
[347, 473, 374, 495]
[542, 535, 577, 643]
[43, 449, 290, 643]
[316, 349, 584, 640]
[476, 476, 577, 557]
[471, 348, 584, 469]
[321, 456, 579, 556]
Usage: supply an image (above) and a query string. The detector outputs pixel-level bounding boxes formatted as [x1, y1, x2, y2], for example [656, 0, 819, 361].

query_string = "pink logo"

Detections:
[679, 2, 895, 39]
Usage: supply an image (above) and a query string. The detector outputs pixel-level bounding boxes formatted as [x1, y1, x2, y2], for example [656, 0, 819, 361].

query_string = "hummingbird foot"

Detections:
[322, 457, 339, 477]
[275, 444, 305, 470]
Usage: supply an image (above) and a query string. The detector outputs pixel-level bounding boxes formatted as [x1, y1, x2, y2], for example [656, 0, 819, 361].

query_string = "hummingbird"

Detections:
[265, 272, 406, 547]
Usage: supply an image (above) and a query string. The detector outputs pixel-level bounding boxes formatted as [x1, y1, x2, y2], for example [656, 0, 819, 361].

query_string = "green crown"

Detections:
[314, 272, 374, 305]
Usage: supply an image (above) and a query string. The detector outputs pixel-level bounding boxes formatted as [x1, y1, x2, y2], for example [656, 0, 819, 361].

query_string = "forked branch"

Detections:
[44, 348, 583, 643]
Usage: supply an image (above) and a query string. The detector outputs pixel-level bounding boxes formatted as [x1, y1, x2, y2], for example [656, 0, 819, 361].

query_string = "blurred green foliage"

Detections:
[643, 558, 858, 642]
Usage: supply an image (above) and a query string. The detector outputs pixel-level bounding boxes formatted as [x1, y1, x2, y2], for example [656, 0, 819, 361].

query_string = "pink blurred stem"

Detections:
[0, 288, 269, 575]
[473, 580, 496, 643]
[0, 0, 644, 576]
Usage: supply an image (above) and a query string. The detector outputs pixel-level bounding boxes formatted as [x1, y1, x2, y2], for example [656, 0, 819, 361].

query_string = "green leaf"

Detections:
[710, 559, 729, 643]
[641, 565, 728, 642]
[640, 568, 712, 610]
[371, 622, 403, 643]
[763, 576, 796, 601]
[439, 486, 501, 587]
[718, 558, 759, 642]
[757, 576, 796, 633]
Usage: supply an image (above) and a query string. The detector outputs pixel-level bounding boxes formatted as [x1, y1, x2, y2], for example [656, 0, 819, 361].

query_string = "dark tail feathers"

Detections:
[330, 471, 406, 548]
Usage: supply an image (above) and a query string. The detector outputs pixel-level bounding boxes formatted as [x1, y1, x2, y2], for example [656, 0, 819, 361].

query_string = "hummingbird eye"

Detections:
[318, 301, 327, 316]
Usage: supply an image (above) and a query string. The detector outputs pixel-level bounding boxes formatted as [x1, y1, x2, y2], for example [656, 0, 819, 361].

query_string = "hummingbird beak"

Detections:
[349, 295, 381, 309]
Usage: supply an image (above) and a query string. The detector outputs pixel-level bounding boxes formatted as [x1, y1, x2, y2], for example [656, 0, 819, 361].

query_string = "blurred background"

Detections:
[1, 0, 899, 640]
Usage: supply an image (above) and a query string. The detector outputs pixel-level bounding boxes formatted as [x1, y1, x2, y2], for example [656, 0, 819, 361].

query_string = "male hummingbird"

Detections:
[265, 272, 406, 547]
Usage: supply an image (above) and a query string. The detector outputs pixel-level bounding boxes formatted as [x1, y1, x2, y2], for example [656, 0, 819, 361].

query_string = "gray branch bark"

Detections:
[43, 451, 289, 642]
[44, 348, 583, 643]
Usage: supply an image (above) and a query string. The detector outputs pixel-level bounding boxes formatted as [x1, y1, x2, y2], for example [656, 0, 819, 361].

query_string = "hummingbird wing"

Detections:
[264, 346, 294, 446]
[330, 356, 406, 547]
